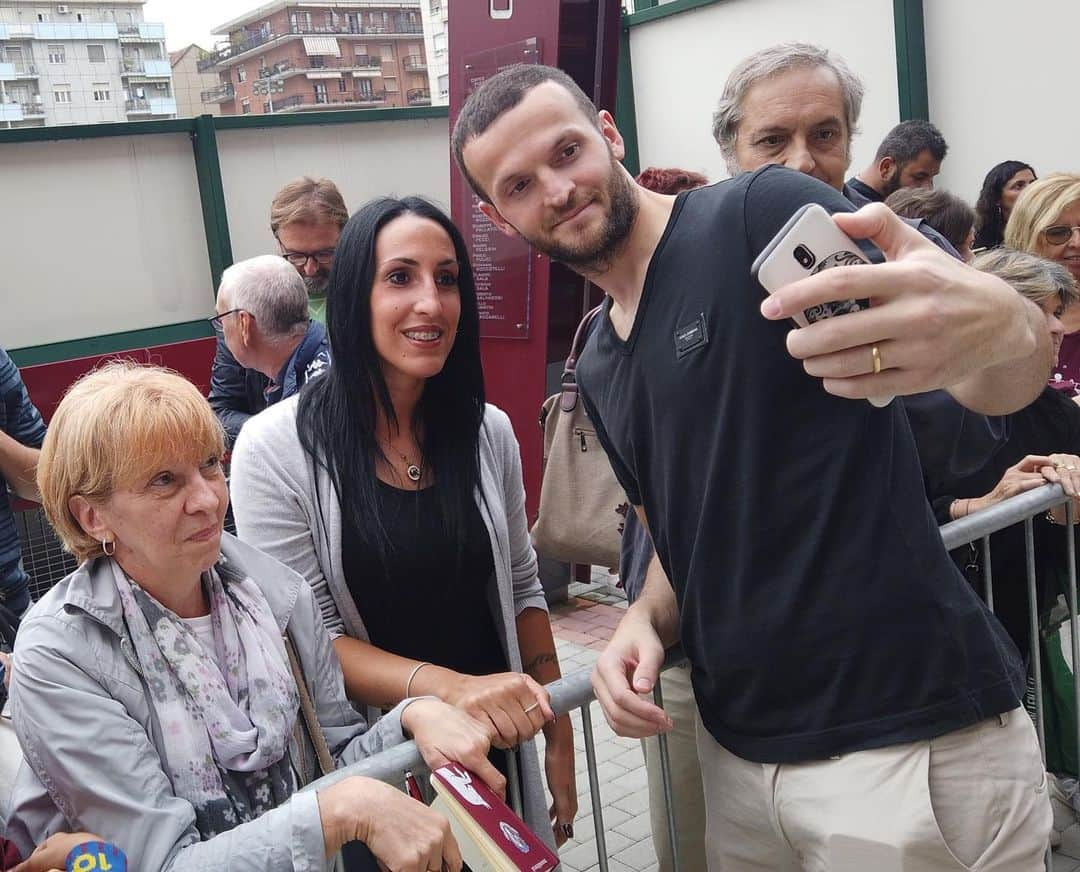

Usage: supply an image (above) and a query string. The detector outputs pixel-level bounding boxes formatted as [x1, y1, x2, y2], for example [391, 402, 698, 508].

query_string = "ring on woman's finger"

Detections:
[871, 344, 882, 375]
[523, 702, 540, 714]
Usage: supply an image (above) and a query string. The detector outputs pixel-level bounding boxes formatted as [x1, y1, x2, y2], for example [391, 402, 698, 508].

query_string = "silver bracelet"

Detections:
[404, 661, 431, 698]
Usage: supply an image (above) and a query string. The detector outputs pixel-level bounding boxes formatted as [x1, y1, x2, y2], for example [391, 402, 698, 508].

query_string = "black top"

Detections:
[577, 165, 1023, 764]
[341, 479, 507, 677]
[927, 386, 1080, 655]
[843, 176, 883, 207]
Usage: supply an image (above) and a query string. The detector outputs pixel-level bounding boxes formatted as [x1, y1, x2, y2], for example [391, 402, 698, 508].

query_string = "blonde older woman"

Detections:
[6, 363, 500, 872]
[1006, 173, 1080, 389]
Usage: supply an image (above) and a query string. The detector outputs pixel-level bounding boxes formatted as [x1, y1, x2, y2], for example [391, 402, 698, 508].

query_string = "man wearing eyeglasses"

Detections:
[209, 177, 347, 446]
[213, 256, 331, 410]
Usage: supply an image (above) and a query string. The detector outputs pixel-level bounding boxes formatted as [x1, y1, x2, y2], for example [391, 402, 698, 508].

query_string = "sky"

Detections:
[142, 0, 263, 52]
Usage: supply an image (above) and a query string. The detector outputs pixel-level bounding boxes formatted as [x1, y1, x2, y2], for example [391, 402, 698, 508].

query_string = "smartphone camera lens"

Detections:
[793, 245, 815, 270]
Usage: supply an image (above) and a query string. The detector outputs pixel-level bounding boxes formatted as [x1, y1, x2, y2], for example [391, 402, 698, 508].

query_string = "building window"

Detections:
[241, 98, 251, 114]
[37, 12, 50, 22]
[53, 85, 72, 104]
[76, 13, 83, 22]
[263, 101, 271, 113]
[237, 66, 247, 83]
[313, 82, 328, 103]
[338, 77, 347, 92]
[438, 74, 448, 97]
[384, 76, 399, 93]
[87, 45, 106, 63]
[48, 45, 65, 64]
[92, 83, 110, 102]
[434, 33, 447, 54]
[380, 43, 394, 61]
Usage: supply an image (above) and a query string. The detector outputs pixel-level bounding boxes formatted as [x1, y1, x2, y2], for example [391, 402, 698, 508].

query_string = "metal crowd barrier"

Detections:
[13, 484, 1080, 869]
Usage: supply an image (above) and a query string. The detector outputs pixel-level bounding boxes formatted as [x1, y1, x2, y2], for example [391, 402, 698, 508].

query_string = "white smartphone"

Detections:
[751, 203, 893, 408]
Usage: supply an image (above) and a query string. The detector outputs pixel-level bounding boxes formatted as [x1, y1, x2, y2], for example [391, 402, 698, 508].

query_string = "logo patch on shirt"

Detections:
[674, 313, 709, 358]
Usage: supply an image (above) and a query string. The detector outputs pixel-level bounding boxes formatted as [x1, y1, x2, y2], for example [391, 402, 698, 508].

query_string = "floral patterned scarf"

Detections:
[111, 559, 300, 838]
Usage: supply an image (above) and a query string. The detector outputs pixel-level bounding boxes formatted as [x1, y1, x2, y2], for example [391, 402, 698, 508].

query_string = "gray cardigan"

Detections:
[7, 535, 412, 871]
[229, 398, 553, 844]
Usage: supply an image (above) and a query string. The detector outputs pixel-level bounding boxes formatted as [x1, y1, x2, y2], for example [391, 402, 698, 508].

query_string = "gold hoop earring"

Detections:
[102, 539, 115, 557]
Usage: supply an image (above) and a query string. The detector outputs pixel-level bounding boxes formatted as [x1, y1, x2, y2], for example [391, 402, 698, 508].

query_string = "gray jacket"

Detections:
[229, 398, 553, 844]
[6, 535, 412, 871]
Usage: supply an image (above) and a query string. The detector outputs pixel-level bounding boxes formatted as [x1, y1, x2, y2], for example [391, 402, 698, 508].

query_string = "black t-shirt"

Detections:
[927, 386, 1080, 655]
[577, 165, 1024, 763]
[341, 480, 507, 678]
[843, 177, 883, 207]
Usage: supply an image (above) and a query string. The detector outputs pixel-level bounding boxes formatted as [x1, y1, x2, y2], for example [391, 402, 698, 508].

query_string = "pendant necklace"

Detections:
[382, 440, 423, 485]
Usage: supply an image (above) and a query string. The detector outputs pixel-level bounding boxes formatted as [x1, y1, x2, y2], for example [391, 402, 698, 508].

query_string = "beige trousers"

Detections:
[696, 706, 1051, 871]
[641, 664, 708, 872]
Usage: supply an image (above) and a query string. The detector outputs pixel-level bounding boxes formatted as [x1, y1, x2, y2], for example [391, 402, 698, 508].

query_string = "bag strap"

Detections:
[563, 304, 605, 385]
[285, 633, 335, 778]
[553, 304, 605, 415]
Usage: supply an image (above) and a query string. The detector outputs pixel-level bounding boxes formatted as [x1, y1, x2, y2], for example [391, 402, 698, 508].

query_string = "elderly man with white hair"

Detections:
[212, 255, 331, 412]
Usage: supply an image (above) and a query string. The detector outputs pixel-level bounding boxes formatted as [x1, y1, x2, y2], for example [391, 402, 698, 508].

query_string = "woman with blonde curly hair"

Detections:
[1006, 173, 1080, 390]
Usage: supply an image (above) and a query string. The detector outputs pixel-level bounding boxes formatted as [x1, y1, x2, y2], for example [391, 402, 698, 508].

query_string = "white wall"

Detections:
[924, 0, 1080, 204]
[628, 0, 899, 185]
[216, 115, 451, 261]
[0, 132, 214, 349]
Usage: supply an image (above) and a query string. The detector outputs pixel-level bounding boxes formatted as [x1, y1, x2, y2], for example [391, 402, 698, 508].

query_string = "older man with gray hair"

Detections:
[212, 255, 331, 413]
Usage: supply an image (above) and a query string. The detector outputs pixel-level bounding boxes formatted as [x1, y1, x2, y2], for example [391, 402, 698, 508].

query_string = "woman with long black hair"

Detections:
[973, 160, 1036, 251]
[230, 196, 576, 849]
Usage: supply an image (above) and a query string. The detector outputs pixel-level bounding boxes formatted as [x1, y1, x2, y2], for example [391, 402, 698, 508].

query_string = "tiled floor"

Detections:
[551, 575, 1080, 872]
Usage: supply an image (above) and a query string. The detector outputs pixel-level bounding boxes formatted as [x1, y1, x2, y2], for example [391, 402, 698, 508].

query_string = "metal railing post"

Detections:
[982, 536, 994, 612]
[1066, 502, 1080, 776]
[1025, 518, 1047, 760]
[653, 678, 681, 872]
[581, 704, 610, 872]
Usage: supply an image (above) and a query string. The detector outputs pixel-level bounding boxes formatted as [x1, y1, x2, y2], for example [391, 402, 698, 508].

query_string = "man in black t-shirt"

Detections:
[454, 65, 1052, 867]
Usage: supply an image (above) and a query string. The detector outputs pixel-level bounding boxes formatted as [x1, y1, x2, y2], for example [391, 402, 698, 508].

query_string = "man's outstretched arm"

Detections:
[761, 204, 1051, 415]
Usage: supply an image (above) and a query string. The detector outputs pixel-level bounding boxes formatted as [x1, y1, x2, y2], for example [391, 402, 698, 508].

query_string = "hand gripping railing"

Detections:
[298, 647, 688, 872]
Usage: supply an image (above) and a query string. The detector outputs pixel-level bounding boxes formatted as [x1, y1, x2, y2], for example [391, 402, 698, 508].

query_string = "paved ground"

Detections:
[549, 573, 1080, 872]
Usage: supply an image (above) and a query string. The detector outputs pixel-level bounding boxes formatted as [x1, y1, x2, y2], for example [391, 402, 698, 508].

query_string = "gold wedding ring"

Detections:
[523, 702, 540, 714]
[871, 345, 882, 375]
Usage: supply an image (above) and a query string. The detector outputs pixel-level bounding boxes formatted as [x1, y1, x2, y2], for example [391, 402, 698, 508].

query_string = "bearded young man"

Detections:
[454, 64, 1052, 869]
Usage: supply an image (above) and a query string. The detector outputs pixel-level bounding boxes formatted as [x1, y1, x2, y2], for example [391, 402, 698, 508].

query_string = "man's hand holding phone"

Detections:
[759, 203, 1051, 415]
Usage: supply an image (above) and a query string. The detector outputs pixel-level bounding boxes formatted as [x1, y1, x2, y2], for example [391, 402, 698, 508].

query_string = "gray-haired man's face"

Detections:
[732, 65, 851, 192]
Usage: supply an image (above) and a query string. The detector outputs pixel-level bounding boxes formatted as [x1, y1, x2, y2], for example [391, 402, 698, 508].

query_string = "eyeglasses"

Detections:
[280, 249, 335, 268]
[209, 308, 243, 328]
[1042, 225, 1080, 246]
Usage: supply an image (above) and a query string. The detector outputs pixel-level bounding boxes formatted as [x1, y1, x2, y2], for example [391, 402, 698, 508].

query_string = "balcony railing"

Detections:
[0, 61, 37, 78]
[406, 87, 431, 105]
[197, 20, 424, 71]
[259, 55, 383, 78]
[200, 82, 235, 103]
[275, 90, 387, 111]
[198, 29, 274, 71]
[125, 98, 149, 112]
[402, 55, 426, 71]
[121, 58, 171, 77]
[21, 101, 44, 116]
[289, 21, 423, 36]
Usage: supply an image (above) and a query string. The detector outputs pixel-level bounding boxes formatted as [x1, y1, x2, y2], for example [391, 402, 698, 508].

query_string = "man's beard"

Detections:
[881, 169, 904, 198]
[304, 270, 330, 296]
[529, 160, 639, 273]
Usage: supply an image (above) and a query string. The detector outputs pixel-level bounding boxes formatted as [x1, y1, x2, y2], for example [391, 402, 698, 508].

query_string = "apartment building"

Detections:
[0, 1, 175, 128]
[418, 0, 445, 105]
[169, 44, 221, 118]
[201, 1, 432, 116]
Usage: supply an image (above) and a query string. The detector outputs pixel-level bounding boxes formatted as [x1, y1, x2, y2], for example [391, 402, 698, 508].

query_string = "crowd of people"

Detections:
[1, 37, 1080, 872]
